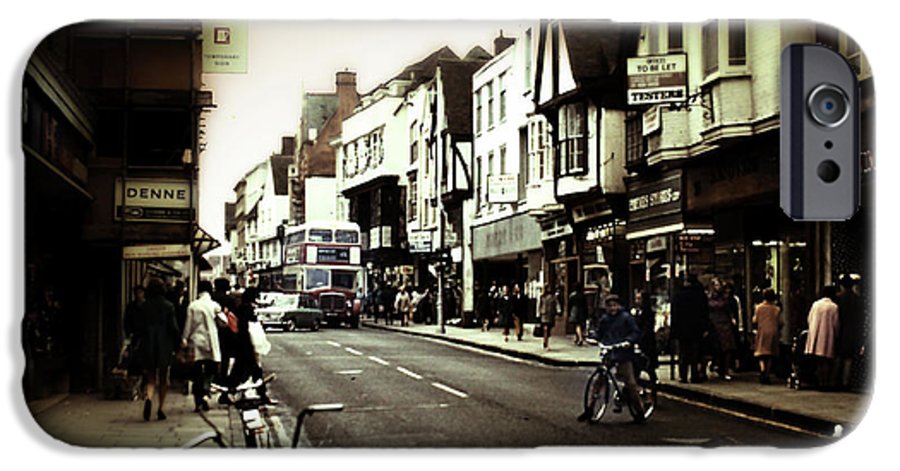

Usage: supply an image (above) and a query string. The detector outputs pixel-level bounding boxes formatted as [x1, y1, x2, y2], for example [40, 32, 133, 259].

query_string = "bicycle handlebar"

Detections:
[211, 373, 277, 394]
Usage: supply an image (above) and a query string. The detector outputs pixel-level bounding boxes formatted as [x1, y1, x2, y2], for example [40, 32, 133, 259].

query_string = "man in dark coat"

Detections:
[135, 277, 180, 421]
[835, 275, 865, 390]
[670, 274, 711, 383]
[212, 278, 238, 389]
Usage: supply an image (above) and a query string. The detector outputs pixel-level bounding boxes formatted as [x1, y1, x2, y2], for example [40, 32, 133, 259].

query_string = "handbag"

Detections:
[533, 324, 544, 338]
[248, 321, 271, 356]
[175, 345, 195, 365]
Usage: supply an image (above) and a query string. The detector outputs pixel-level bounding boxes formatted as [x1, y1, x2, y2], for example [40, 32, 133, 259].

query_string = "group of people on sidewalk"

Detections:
[476, 281, 530, 343]
[366, 282, 438, 327]
[122, 277, 271, 421]
[670, 273, 866, 390]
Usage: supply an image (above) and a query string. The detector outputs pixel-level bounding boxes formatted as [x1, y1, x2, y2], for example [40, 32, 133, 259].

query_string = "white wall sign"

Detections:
[487, 174, 519, 203]
[202, 22, 249, 74]
[114, 178, 195, 222]
[643, 105, 661, 135]
[409, 231, 433, 253]
[123, 244, 191, 260]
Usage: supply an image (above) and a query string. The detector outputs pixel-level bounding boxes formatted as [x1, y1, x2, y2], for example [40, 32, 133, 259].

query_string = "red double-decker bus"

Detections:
[282, 221, 363, 328]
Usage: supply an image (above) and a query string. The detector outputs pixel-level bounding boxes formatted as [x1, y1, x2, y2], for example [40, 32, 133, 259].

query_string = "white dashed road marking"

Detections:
[368, 356, 390, 366]
[396, 367, 423, 380]
[345, 347, 363, 356]
[337, 369, 364, 375]
[430, 382, 469, 399]
[326, 341, 342, 347]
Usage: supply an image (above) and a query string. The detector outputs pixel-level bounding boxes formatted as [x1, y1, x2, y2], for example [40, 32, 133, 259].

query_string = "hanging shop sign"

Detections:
[627, 53, 688, 105]
[487, 174, 519, 204]
[678, 233, 714, 254]
[643, 105, 662, 135]
[114, 178, 195, 223]
[202, 21, 249, 74]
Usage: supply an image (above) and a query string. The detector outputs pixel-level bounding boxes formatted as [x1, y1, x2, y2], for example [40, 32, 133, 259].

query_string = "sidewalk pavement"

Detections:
[363, 319, 872, 437]
[29, 388, 243, 448]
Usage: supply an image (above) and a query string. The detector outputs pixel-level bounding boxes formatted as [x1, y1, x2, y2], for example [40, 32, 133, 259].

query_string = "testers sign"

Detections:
[627, 54, 688, 106]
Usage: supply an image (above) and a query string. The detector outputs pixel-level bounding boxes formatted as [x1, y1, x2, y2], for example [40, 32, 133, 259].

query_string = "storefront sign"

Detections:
[627, 54, 688, 105]
[123, 244, 191, 260]
[626, 170, 685, 240]
[115, 178, 195, 223]
[202, 22, 249, 74]
[686, 152, 779, 212]
[487, 174, 519, 204]
[473, 213, 542, 260]
[408, 231, 433, 254]
[399, 265, 415, 275]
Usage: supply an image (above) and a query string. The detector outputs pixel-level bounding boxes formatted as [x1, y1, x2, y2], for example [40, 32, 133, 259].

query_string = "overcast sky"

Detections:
[199, 20, 529, 253]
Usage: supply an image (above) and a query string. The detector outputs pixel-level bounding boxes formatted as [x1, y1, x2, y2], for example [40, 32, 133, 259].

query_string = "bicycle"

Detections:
[582, 341, 658, 424]
[184, 374, 278, 448]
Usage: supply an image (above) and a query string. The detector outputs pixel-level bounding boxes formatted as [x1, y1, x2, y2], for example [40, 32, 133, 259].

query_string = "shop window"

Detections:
[702, 21, 719, 76]
[557, 102, 586, 175]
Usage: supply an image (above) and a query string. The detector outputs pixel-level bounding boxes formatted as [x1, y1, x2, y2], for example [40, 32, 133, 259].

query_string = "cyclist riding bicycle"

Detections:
[577, 294, 646, 423]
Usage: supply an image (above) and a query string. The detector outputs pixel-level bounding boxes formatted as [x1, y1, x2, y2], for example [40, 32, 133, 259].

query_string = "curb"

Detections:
[362, 321, 844, 436]
[363, 321, 594, 367]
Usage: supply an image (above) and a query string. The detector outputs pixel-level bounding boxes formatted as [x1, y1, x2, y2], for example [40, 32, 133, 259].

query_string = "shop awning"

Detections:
[192, 225, 222, 256]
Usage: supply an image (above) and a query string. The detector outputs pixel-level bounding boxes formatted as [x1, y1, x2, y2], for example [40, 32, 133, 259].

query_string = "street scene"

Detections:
[23, 19, 873, 448]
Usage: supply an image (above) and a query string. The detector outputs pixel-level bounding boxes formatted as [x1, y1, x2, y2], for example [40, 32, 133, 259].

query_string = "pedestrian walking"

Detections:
[538, 284, 561, 350]
[134, 277, 181, 421]
[498, 285, 514, 342]
[228, 287, 271, 403]
[752, 288, 783, 384]
[632, 290, 658, 376]
[670, 274, 710, 383]
[708, 277, 737, 381]
[122, 285, 146, 377]
[181, 281, 223, 411]
[395, 285, 412, 327]
[805, 285, 840, 390]
[568, 283, 588, 346]
[511, 283, 527, 341]
[834, 275, 864, 390]
[476, 287, 491, 331]
[211, 278, 237, 397]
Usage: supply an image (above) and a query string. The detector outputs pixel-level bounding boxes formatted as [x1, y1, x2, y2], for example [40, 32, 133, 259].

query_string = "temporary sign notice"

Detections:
[202, 22, 249, 74]
[627, 54, 688, 106]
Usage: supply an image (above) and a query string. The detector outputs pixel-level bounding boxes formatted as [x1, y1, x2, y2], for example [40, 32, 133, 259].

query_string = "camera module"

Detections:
[808, 84, 849, 127]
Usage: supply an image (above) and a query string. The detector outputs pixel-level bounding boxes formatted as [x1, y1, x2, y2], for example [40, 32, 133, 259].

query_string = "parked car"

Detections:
[255, 292, 324, 332]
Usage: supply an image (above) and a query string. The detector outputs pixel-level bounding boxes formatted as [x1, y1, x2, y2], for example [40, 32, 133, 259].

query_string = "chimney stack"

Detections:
[335, 70, 359, 117]
[494, 30, 515, 55]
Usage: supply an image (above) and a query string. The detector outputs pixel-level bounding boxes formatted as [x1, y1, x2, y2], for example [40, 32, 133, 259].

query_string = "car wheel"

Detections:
[311, 319, 320, 332]
[285, 319, 297, 332]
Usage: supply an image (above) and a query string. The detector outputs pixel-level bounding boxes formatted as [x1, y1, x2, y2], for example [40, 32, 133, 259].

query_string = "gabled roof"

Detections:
[439, 56, 491, 135]
[362, 46, 461, 98]
[560, 20, 641, 87]
[302, 93, 339, 141]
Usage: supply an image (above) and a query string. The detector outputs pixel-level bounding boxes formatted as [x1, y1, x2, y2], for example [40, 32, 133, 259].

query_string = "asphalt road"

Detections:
[262, 327, 825, 448]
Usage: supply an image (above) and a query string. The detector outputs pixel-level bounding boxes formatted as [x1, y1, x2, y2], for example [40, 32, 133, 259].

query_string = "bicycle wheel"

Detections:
[628, 367, 658, 421]
[583, 368, 611, 423]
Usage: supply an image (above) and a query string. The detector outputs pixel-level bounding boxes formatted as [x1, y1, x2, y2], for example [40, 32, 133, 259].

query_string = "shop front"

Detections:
[472, 212, 543, 322]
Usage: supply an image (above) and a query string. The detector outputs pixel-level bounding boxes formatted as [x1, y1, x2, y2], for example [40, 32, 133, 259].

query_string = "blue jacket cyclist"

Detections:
[578, 294, 647, 423]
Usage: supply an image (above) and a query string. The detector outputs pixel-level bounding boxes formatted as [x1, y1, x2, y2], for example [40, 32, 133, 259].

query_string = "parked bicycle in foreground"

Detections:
[185, 374, 278, 448]
[582, 340, 658, 424]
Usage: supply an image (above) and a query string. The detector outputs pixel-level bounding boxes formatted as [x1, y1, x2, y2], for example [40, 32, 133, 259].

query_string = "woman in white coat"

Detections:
[181, 280, 223, 411]
[805, 285, 840, 390]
